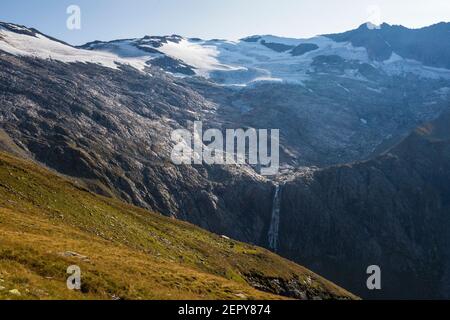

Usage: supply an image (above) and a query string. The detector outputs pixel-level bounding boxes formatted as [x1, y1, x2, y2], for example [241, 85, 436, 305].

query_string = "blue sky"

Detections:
[1, 0, 449, 45]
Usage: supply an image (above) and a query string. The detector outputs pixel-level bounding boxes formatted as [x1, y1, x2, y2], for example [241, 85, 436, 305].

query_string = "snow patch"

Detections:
[0, 26, 149, 72]
[157, 39, 243, 77]
[379, 53, 450, 79]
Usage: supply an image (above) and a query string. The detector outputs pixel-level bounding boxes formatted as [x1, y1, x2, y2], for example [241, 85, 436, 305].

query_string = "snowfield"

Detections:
[0, 24, 150, 72]
[157, 39, 244, 77]
[1, 22, 450, 86]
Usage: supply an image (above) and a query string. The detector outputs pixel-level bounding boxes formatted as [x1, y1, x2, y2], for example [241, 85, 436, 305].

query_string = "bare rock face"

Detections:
[0, 54, 274, 244]
[278, 112, 450, 299]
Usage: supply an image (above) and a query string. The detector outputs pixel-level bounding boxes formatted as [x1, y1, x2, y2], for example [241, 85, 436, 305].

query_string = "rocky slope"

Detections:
[80, 22, 450, 167]
[278, 111, 450, 299]
[0, 151, 355, 300]
[0, 38, 275, 245]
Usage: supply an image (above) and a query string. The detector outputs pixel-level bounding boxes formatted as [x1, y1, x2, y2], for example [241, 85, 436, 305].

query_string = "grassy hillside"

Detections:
[0, 152, 355, 300]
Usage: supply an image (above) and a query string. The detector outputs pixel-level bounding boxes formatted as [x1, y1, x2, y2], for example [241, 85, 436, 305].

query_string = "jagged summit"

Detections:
[325, 21, 450, 68]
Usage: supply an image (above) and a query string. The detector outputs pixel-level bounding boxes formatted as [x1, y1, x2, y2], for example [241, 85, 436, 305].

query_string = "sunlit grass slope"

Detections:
[0, 152, 355, 300]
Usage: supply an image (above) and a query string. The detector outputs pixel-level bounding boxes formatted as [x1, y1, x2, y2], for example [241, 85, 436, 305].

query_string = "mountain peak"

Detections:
[325, 21, 450, 67]
[356, 21, 393, 31]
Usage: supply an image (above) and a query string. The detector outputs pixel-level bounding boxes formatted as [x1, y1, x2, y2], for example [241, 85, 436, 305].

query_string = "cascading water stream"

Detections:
[268, 184, 282, 252]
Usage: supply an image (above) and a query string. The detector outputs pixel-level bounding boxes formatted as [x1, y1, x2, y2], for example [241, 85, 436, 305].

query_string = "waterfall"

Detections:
[268, 184, 282, 252]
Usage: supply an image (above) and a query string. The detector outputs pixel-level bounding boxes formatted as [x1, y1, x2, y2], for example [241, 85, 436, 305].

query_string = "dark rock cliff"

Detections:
[279, 112, 450, 299]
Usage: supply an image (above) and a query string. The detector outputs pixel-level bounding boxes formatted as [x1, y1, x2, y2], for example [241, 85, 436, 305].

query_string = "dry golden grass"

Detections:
[0, 152, 355, 300]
